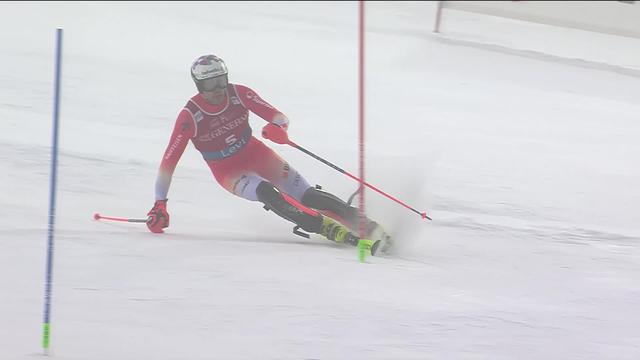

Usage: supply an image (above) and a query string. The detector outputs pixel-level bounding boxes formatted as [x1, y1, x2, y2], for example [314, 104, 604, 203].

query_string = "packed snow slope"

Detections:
[1, 2, 639, 359]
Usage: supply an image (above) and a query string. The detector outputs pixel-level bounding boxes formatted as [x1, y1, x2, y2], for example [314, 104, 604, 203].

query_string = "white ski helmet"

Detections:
[190, 54, 229, 93]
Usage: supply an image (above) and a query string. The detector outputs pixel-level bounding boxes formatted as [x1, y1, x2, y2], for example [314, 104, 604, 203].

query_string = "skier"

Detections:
[146, 54, 390, 254]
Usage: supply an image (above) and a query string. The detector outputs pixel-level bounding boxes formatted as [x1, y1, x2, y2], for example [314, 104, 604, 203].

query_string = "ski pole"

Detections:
[93, 213, 150, 223]
[262, 124, 432, 220]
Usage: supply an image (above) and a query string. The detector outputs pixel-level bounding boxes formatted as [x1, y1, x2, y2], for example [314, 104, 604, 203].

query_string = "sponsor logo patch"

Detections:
[194, 111, 204, 123]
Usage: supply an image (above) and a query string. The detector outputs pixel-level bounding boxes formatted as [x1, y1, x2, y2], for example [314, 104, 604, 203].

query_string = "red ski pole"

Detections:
[261, 124, 432, 220]
[93, 213, 150, 223]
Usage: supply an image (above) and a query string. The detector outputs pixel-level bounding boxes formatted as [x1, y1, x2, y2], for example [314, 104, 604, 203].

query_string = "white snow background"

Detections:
[1, 2, 639, 359]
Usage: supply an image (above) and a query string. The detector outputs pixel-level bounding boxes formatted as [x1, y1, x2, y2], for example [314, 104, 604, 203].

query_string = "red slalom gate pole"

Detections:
[93, 213, 150, 223]
[358, 0, 366, 237]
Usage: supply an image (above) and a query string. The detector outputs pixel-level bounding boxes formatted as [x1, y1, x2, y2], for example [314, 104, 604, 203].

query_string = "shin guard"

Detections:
[256, 181, 323, 234]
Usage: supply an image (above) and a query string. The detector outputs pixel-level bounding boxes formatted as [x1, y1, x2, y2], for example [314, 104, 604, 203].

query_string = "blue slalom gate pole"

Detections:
[43, 28, 63, 355]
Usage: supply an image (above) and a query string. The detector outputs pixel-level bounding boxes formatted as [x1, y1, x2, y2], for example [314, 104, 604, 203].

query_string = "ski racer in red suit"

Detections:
[147, 54, 390, 254]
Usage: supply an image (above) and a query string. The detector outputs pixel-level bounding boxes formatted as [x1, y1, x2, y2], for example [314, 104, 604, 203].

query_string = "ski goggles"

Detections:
[198, 75, 228, 92]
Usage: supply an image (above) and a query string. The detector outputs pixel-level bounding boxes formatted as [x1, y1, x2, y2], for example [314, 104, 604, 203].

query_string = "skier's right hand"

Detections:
[261, 123, 289, 145]
[147, 199, 170, 233]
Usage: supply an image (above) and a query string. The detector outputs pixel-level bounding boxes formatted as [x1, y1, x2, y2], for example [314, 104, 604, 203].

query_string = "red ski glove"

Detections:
[261, 123, 289, 145]
[147, 199, 170, 233]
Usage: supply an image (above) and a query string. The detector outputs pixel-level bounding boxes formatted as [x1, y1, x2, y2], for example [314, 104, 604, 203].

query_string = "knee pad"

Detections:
[232, 174, 263, 201]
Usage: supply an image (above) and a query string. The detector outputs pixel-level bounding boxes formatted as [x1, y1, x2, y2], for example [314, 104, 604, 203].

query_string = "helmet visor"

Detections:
[199, 75, 228, 92]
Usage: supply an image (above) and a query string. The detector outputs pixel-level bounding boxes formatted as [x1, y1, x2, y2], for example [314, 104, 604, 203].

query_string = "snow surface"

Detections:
[1, 2, 640, 359]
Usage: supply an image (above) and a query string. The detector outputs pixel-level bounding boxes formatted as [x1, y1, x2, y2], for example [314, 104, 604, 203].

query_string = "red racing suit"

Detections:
[154, 84, 311, 203]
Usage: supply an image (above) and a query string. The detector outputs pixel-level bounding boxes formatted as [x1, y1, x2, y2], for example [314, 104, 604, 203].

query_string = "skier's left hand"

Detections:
[262, 123, 289, 145]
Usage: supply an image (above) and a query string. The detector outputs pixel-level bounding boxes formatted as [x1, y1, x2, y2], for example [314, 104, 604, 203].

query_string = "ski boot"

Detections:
[321, 216, 382, 256]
